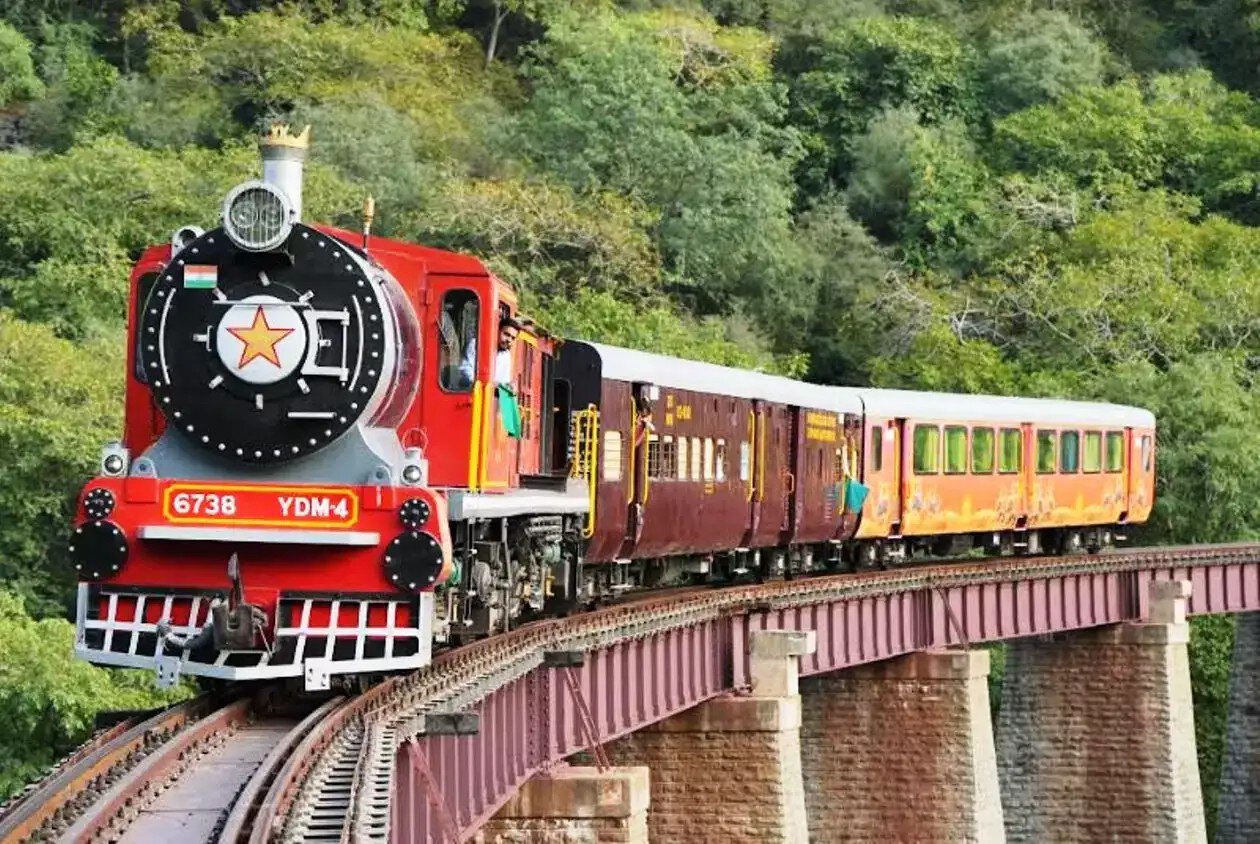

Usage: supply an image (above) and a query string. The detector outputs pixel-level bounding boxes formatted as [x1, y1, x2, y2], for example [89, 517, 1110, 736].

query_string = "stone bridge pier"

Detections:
[476, 579, 1214, 843]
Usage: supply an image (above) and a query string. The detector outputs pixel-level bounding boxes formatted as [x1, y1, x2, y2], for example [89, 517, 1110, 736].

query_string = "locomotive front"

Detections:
[71, 125, 453, 690]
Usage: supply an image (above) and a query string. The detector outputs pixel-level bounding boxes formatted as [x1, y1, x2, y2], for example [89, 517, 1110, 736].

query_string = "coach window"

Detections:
[677, 437, 689, 480]
[602, 431, 623, 481]
[1141, 435, 1153, 471]
[1106, 432, 1125, 472]
[647, 434, 662, 478]
[1060, 431, 1080, 473]
[1036, 430, 1057, 473]
[438, 290, 479, 392]
[740, 441, 751, 482]
[972, 427, 995, 473]
[1083, 431, 1102, 473]
[660, 436, 676, 478]
[913, 425, 940, 474]
[691, 436, 702, 480]
[944, 426, 968, 474]
[703, 438, 715, 481]
[999, 428, 1022, 473]
[715, 439, 727, 482]
[871, 426, 884, 471]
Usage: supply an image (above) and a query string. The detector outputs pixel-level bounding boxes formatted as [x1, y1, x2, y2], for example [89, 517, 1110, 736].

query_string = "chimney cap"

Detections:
[261, 123, 311, 151]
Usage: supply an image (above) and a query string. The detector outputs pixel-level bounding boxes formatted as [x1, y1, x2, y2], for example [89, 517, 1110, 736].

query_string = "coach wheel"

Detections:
[1061, 530, 1084, 555]
[857, 543, 878, 570]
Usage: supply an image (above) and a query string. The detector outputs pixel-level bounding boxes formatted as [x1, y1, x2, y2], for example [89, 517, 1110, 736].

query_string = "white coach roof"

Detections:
[586, 343, 1154, 428]
[587, 342, 862, 413]
[854, 388, 1156, 428]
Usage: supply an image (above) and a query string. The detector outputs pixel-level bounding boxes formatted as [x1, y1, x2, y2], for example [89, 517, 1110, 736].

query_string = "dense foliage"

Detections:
[0, 0, 1252, 826]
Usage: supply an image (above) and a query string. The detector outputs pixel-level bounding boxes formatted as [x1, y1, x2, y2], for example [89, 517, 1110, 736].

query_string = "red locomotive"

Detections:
[71, 127, 1156, 690]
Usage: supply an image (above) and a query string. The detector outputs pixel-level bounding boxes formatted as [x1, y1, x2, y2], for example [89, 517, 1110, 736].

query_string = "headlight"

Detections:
[100, 442, 129, 477]
[222, 181, 293, 252]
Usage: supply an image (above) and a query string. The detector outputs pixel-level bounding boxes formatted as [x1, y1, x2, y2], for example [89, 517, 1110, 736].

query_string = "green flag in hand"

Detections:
[498, 385, 522, 438]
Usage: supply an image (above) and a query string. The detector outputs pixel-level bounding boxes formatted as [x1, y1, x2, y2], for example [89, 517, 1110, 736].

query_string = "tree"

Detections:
[978, 9, 1106, 116]
[993, 71, 1260, 220]
[516, 9, 801, 313]
[0, 591, 188, 797]
[0, 315, 122, 615]
[0, 21, 43, 106]
[786, 15, 977, 192]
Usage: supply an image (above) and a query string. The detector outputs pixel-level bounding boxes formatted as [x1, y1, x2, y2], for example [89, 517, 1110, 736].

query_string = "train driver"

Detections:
[494, 317, 521, 388]
[456, 316, 522, 389]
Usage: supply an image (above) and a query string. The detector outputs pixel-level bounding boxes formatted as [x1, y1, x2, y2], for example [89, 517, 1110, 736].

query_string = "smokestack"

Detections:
[260, 124, 310, 221]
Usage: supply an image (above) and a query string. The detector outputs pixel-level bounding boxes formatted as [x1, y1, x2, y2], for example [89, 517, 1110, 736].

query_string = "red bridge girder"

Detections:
[387, 547, 1260, 842]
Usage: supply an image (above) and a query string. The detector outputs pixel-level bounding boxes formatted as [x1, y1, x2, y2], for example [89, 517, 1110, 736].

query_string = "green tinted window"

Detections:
[944, 427, 967, 474]
[1083, 432, 1102, 473]
[1036, 431, 1056, 473]
[1060, 431, 1079, 473]
[999, 429, 1022, 474]
[971, 428, 995, 473]
[1106, 432, 1124, 472]
[913, 425, 940, 474]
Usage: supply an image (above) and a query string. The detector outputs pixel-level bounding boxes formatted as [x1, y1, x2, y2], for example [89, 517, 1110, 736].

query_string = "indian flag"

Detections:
[184, 265, 218, 289]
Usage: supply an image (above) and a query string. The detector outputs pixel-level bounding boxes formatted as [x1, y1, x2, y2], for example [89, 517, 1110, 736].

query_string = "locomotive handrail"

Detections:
[569, 406, 599, 538]
[467, 381, 485, 490]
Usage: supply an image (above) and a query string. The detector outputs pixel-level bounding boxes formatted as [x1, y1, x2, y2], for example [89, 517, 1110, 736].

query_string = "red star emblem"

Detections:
[227, 307, 295, 369]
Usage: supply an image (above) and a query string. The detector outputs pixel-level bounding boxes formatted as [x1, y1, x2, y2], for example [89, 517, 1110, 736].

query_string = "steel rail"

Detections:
[216, 695, 346, 844]
[246, 696, 362, 844]
[59, 696, 255, 841]
[275, 541, 1260, 842]
[0, 695, 211, 844]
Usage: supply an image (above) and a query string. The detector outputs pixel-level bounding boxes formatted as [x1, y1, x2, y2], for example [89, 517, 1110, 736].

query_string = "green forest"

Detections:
[0, 0, 1257, 826]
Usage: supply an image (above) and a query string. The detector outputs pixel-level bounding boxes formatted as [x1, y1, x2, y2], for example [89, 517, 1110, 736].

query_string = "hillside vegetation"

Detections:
[0, 0, 1256, 826]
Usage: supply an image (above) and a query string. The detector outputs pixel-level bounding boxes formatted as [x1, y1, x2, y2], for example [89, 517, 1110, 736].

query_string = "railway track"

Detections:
[0, 687, 345, 844]
[6, 543, 1257, 842]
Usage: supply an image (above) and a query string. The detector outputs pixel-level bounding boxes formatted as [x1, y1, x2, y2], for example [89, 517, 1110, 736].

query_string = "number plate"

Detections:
[161, 483, 360, 528]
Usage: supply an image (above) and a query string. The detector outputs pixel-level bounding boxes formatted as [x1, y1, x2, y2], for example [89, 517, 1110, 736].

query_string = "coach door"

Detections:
[748, 403, 789, 547]
[782, 407, 805, 540]
[744, 401, 764, 546]
[621, 382, 654, 551]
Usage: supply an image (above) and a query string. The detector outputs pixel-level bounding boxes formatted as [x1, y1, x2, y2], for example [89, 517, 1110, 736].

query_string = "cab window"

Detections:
[1106, 432, 1125, 472]
[999, 429, 1022, 474]
[972, 428, 995, 474]
[1036, 430, 1057, 473]
[438, 290, 479, 392]
[913, 425, 940, 474]
[944, 427, 967, 474]
[1060, 431, 1079, 473]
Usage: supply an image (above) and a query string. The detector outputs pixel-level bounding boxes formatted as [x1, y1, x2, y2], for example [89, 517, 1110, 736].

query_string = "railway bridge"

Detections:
[8, 544, 1260, 842]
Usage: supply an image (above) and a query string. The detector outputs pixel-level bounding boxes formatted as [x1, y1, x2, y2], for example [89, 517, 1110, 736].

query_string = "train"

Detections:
[70, 126, 1156, 691]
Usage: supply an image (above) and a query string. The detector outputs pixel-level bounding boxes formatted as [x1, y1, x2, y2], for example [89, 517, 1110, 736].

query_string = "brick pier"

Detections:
[995, 579, 1205, 843]
[475, 766, 649, 843]
[800, 649, 1004, 841]
[600, 630, 814, 842]
[1217, 611, 1260, 842]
